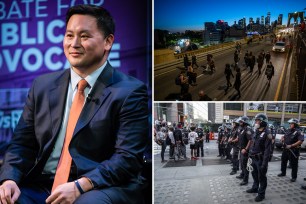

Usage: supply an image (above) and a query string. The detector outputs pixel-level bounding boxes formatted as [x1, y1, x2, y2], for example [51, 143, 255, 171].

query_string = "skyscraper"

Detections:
[278, 14, 283, 25]
[261, 16, 264, 25]
[265, 12, 271, 26]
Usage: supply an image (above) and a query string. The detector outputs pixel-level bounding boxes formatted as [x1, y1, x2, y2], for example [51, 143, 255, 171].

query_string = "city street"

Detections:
[154, 141, 306, 204]
[154, 38, 291, 101]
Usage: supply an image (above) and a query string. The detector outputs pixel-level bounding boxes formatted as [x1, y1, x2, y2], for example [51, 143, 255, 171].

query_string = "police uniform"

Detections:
[217, 130, 225, 157]
[224, 128, 232, 160]
[237, 126, 253, 184]
[279, 128, 304, 180]
[247, 128, 272, 198]
[230, 125, 240, 174]
[269, 126, 276, 161]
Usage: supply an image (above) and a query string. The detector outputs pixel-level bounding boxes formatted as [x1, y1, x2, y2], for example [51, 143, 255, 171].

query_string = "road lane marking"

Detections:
[274, 52, 288, 101]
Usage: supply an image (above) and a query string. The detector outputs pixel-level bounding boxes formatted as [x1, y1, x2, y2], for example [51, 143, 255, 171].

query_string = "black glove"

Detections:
[260, 165, 267, 173]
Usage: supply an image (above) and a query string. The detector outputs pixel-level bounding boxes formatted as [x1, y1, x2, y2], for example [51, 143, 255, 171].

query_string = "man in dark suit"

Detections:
[0, 5, 148, 204]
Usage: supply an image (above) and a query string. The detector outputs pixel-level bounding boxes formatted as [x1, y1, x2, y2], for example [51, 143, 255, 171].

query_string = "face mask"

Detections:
[254, 123, 260, 129]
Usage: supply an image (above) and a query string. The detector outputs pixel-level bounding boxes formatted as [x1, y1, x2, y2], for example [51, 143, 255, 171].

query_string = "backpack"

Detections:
[166, 135, 171, 146]
[175, 75, 181, 85]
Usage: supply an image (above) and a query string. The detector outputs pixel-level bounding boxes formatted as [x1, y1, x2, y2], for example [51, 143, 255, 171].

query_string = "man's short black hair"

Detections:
[66, 4, 115, 37]
[190, 126, 196, 131]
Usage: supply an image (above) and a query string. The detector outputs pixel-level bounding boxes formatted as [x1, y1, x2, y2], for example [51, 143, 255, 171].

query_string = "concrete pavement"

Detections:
[154, 141, 306, 204]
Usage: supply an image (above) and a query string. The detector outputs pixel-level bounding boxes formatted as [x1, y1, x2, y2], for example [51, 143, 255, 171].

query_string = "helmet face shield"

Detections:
[254, 113, 268, 128]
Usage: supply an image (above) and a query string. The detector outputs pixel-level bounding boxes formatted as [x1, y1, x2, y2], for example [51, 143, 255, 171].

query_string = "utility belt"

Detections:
[250, 153, 263, 160]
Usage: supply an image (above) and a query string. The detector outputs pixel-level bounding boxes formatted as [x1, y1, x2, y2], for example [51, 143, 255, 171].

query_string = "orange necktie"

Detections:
[52, 79, 88, 192]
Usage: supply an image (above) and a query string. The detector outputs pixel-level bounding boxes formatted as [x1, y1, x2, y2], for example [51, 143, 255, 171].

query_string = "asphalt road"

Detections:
[154, 40, 289, 101]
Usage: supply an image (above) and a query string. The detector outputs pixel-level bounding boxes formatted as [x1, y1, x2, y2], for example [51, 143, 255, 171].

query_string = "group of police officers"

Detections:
[217, 113, 305, 202]
[155, 113, 305, 202]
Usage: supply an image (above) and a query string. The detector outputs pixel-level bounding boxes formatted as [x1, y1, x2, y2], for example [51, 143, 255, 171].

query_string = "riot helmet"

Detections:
[288, 118, 299, 128]
[238, 116, 250, 126]
[218, 126, 224, 132]
[268, 124, 275, 130]
[232, 118, 240, 128]
[254, 113, 268, 128]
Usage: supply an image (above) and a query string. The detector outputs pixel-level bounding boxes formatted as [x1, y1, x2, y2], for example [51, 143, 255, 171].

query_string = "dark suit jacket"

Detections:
[0, 63, 148, 195]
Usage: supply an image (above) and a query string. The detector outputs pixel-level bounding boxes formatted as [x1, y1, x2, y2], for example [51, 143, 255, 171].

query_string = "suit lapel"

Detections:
[49, 70, 70, 140]
[73, 63, 117, 135]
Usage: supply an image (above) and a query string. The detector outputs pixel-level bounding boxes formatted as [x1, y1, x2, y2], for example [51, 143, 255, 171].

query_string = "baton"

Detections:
[284, 142, 298, 159]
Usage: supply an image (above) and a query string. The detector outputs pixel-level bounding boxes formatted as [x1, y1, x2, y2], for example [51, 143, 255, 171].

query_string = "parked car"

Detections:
[272, 41, 286, 52]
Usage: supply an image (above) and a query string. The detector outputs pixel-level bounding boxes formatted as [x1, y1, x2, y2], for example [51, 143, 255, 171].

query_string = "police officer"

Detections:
[268, 124, 276, 161]
[277, 118, 304, 182]
[236, 116, 253, 186]
[246, 113, 272, 202]
[223, 125, 232, 161]
[229, 118, 240, 175]
[217, 126, 225, 157]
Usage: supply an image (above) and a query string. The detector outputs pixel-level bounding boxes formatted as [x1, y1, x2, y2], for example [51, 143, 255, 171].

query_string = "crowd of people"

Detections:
[154, 115, 306, 202]
[154, 119, 213, 162]
[175, 40, 277, 100]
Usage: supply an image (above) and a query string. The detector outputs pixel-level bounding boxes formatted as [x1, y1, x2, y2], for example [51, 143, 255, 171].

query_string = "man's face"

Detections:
[64, 14, 113, 71]
[289, 123, 295, 129]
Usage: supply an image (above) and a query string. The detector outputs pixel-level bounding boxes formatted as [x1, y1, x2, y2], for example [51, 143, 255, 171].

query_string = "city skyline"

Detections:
[155, 0, 305, 32]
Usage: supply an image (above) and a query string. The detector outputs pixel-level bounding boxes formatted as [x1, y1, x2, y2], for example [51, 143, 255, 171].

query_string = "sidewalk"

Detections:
[154, 142, 306, 204]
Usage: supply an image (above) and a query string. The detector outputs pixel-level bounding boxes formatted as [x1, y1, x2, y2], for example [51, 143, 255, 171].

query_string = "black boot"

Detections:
[277, 173, 286, 177]
[255, 195, 265, 202]
[246, 188, 258, 193]
[240, 181, 248, 186]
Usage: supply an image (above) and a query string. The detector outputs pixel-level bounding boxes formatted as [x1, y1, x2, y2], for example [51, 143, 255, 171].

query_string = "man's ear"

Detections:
[104, 34, 115, 51]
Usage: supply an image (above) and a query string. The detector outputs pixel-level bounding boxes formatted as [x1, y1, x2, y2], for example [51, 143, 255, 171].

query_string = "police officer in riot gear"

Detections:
[217, 126, 225, 157]
[246, 113, 272, 202]
[236, 116, 253, 185]
[223, 125, 232, 161]
[277, 118, 304, 182]
[268, 124, 276, 161]
[229, 118, 240, 175]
